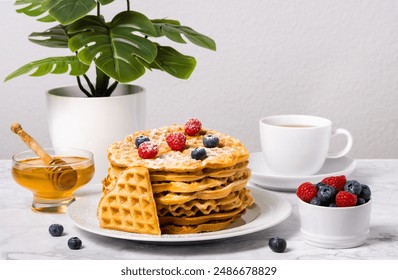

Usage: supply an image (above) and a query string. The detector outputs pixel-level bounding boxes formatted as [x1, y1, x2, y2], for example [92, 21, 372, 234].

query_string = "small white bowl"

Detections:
[297, 197, 372, 248]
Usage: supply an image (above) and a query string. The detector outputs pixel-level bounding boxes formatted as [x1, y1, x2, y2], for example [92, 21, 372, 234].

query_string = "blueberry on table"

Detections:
[268, 237, 287, 253]
[68, 237, 82, 250]
[48, 224, 64, 237]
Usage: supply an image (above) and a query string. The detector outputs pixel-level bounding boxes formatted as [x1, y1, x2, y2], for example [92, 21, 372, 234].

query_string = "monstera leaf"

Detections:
[150, 46, 196, 79]
[29, 24, 70, 48]
[15, 0, 55, 22]
[4, 56, 89, 81]
[15, 0, 115, 24]
[68, 11, 158, 83]
[151, 19, 216, 51]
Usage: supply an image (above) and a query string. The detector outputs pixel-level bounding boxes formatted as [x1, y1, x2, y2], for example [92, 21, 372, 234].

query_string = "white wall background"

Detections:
[1, 0, 398, 159]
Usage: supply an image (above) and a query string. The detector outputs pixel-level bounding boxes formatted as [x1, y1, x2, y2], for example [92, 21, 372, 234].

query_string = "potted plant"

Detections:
[5, 0, 216, 181]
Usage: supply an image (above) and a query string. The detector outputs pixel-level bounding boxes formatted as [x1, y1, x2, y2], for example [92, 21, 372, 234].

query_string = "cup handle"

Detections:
[327, 128, 353, 158]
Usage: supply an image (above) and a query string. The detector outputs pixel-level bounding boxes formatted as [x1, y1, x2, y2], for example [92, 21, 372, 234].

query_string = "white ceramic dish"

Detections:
[248, 152, 357, 191]
[297, 197, 372, 248]
[67, 186, 291, 244]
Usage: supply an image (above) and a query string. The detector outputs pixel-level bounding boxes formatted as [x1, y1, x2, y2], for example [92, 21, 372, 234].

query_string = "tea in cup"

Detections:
[259, 115, 353, 176]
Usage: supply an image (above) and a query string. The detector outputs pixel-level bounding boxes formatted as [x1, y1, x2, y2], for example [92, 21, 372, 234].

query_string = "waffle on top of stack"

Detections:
[98, 123, 254, 235]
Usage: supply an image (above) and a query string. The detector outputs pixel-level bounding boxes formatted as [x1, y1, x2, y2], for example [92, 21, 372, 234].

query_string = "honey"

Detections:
[12, 156, 94, 201]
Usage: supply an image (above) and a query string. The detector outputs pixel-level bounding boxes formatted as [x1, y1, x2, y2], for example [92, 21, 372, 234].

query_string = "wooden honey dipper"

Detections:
[11, 123, 78, 191]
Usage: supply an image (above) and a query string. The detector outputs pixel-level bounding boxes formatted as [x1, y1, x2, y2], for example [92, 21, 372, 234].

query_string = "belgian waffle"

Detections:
[157, 189, 253, 217]
[107, 125, 249, 172]
[98, 123, 253, 235]
[97, 166, 161, 235]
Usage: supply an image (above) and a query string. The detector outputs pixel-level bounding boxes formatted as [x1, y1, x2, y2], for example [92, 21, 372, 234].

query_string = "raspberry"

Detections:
[336, 191, 357, 207]
[138, 142, 158, 159]
[296, 182, 317, 203]
[166, 132, 186, 151]
[184, 118, 202, 136]
[321, 175, 346, 192]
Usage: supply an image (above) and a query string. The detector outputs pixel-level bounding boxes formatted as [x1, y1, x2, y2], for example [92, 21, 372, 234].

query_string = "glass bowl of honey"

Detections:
[12, 147, 95, 213]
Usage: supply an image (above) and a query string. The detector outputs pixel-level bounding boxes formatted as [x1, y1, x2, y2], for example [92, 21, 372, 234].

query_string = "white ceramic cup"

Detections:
[259, 115, 353, 176]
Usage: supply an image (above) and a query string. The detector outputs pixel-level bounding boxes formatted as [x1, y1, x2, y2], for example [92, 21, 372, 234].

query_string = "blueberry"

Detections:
[329, 203, 337, 207]
[191, 147, 207, 160]
[316, 182, 327, 190]
[359, 184, 371, 202]
[317, 185, 336, 204]
[344, 180, 362, 195]
[68, 237, 82, 250]
[268, 237, 287, 253]
[357, 198, 366, 205]
[310, 197, 322, 206]
[48, 224, 64, 237]
[135, 135, 150, 148]
[203, 135, 219, 148]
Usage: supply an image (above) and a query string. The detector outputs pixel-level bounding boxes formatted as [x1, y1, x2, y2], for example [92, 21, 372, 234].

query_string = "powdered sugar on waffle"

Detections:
[108, 125, 249, 172]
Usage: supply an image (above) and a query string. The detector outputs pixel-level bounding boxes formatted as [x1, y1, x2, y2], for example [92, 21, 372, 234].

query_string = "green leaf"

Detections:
[4, 56, 89, 81]
[98, 0, 115, 4]
[151, 19, 216, 51]
[15, 0, 115, 25]
[38, 14, 57, 22]
[68, 12, 158, 83]
[15, 0, 55, 22]
[29, 24, 69, 48]
[150, 46, 196, 79]
[43, 0, 97, 25]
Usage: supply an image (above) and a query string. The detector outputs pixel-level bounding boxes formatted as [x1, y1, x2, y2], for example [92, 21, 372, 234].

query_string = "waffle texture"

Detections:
[97, 166, 160, 235]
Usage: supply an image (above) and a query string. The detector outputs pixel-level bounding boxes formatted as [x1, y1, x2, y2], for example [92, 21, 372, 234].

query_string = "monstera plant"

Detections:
[5, 0, 216, 97]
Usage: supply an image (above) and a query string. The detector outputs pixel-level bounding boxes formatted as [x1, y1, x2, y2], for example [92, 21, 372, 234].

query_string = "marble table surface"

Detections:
[1, 159, 397, 260]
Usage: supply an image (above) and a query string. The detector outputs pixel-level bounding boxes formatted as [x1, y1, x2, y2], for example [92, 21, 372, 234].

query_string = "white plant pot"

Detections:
[46, 84, 146, 183]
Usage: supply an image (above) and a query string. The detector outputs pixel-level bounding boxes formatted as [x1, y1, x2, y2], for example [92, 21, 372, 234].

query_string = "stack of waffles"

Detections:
[97, 123, 254, 235]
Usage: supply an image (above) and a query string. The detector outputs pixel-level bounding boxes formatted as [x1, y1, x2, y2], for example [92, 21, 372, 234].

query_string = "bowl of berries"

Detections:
[296, 175, 372, 248]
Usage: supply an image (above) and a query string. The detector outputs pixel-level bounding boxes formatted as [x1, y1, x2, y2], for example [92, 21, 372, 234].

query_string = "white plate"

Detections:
[67, 186, 291, 244]
[248, 152, 357, 192]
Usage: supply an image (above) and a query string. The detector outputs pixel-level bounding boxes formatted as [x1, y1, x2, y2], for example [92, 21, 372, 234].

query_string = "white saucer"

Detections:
[248, 152, 356, 192]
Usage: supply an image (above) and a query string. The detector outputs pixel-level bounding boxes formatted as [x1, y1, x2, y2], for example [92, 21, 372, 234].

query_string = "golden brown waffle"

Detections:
[152, 177, 227, 193]
[161, 214, 244, 234]
[107, 125, 249, 172]
[149, 161, 248, 182]
[158, 192, 252, 226]
[97, 166, 161, 235]
[157, 189, 248, 217]
[154, 169, 250, 205]
[103, 161, 249, 194]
